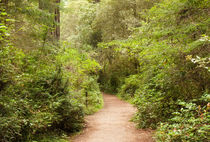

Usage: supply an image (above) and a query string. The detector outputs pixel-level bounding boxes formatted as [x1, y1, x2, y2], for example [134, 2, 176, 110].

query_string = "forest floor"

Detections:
[70, 93, 154, 142]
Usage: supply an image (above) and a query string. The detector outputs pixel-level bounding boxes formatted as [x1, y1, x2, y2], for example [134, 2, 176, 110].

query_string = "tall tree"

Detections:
[38, 0, 60, 42]
[54, 0, 60, 41]
[0, 0, 8, 7]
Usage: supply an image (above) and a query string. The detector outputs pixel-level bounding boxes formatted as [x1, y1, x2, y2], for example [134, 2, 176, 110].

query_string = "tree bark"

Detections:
[39, 0, 44, 9]
[133, 0, 137, 18]
[0, 0, 8, 10]
[54, 0, 60, 41]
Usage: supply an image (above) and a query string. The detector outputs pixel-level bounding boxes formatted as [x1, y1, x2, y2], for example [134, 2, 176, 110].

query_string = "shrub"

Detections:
[0, 46, 88, 141]
[53, 97, 84, 132]
[107, 0, 210, 130]
[1, 4, 102, 142]
[155, 95, 210, 142]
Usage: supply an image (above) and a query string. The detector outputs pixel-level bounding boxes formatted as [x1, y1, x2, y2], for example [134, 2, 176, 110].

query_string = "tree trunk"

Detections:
[133, 0, 137, 18]
[0, 0, 8, 10]
[94, 0, 100, 3]
[39, 0, 44, 9]
[54, 0, 60, 41]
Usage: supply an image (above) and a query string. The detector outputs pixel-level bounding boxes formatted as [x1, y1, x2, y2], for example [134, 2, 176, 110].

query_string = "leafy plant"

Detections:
[155, 94, 210, 142]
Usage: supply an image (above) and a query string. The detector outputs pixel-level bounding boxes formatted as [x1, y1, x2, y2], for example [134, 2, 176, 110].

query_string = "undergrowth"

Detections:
[0, 10, 102, 142]
[98, 0, 210, 141]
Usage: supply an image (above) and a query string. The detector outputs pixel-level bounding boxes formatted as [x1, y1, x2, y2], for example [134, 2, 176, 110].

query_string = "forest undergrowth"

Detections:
[0, 1, 102, 142]
[0, 0, 210, 142]
[92, 0, 209, 141]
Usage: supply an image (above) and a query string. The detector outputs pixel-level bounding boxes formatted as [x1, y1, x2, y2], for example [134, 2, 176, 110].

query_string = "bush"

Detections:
[1, 4, 102, 142]
[0, 116, 22, 142]
[53, 97, 84, 132]
[155, 95, 210, 142]
[0, 45, 94, 141]
[102, 0, 210, 131]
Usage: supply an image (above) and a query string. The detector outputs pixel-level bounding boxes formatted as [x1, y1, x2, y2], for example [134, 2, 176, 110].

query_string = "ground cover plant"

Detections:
[93, 0, 210, 141]
[0, 1, 102, 141]
[1, 0, 209, 141]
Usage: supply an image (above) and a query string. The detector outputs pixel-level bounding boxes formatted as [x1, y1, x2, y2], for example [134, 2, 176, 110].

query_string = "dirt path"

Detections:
[71, 93, 154, 142]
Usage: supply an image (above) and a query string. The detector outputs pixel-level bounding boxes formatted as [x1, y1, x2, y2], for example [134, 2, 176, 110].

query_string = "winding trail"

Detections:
[71, 93, 154, 142]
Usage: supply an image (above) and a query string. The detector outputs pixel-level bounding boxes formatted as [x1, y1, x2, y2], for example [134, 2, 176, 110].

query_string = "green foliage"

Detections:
[57, 46, 103, 114]
[0, 3, 102, 142]
[155, 94, 209, 142]
[4, 0, 58, 49]
[0, 44, 84, 141]
[97, 41, 139, 93]
[28, 131, 69, 142]
[2, 0, 209, 141]
[94, 0, 138, 41]
[95, 0, 210, 140]
[61, 0, 100, 49]
[0, 39, 103, 141]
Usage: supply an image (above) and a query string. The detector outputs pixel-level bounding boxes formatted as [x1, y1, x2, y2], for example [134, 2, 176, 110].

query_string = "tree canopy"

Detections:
[0, 0, 209, 141]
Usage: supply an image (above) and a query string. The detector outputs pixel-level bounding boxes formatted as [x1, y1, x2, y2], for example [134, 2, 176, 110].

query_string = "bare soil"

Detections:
[70, 93, 154, 142]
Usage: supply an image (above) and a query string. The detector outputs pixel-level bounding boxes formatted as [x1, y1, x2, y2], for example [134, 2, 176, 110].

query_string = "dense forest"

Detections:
[0, 0, 209, 142]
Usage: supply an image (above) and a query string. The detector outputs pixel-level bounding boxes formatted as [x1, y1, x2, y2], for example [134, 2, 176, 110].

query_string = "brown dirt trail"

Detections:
[71, 93, 154, 142]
